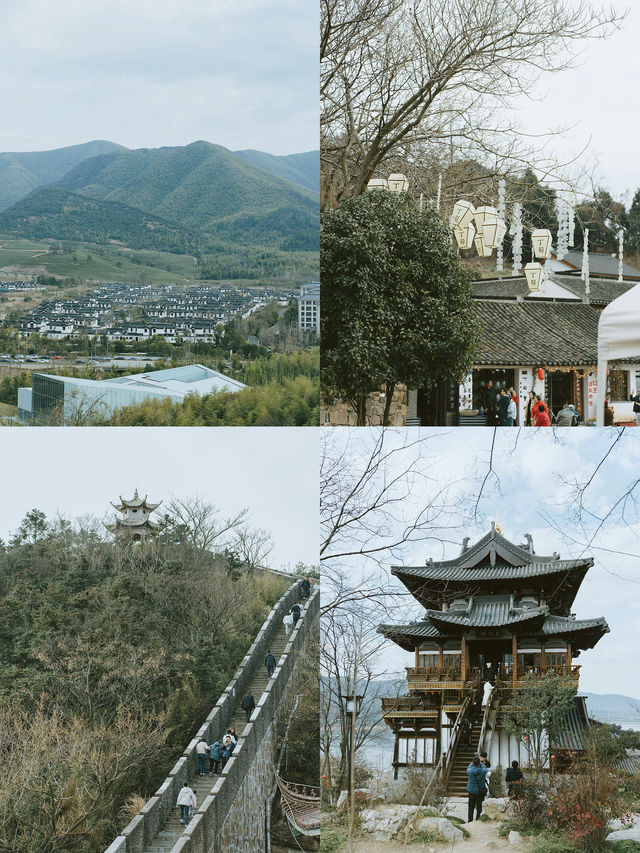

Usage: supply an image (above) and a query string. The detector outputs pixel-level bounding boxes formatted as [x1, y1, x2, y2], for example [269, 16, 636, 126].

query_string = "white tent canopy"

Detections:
[596, 282, 640, 426]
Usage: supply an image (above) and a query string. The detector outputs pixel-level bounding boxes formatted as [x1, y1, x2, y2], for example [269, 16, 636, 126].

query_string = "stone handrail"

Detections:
[105, 578, 317, 853]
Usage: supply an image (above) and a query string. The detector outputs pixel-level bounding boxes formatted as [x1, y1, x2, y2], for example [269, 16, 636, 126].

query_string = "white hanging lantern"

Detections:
[474, 205, 498, 230]
[366, 178, 389, 191]
[531, 229, 552, 259]
[524, 262, 543, 291]
[388, 173, 409, 194]
[453, 221, 476, 250]
[451, 199, 475, 229]
[483, 218, 507, 249]
[474, 234, 494, 257]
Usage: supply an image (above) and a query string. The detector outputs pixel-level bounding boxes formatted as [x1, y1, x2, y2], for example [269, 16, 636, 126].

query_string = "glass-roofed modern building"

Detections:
[17, 364, 248, 423]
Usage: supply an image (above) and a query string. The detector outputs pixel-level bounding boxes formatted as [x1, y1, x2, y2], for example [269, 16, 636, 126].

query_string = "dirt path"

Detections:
[349, 817, 531, 853]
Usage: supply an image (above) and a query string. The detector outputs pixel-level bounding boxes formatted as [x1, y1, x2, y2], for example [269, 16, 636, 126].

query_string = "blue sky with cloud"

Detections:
[0, 0, 318, 154]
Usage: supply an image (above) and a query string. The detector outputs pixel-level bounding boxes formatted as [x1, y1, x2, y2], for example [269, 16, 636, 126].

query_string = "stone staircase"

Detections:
[446, 723, 482, 796]
[141, 613, 293, 853]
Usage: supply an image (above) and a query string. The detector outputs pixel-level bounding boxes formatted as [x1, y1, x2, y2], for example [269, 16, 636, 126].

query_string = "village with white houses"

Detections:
[12, 281, 297, 345]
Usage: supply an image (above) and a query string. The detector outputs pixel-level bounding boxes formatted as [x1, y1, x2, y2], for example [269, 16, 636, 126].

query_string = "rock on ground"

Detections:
[606, 825, 640, 843]
[508, 830, 524, 847]
[360, 805, 425, 840]
[483, 798, 511, 820]
[415, 816, 465, 842]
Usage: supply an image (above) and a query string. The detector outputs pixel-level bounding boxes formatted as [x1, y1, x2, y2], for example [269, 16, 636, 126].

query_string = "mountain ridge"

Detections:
[0, 141, 319, 255]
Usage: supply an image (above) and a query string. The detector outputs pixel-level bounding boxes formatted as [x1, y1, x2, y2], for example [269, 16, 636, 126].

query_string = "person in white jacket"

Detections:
[176, 782, 197, 825]
[283, 612, 294, 637]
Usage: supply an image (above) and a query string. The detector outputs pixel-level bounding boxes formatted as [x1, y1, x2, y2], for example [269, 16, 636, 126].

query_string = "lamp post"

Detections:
[344, 694, 363, 800]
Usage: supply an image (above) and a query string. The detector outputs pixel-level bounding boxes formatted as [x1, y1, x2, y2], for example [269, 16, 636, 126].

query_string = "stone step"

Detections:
[138, 605, 307, 853]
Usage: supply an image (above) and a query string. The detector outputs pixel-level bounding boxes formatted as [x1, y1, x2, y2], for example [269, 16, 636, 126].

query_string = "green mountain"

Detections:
[0, 187, 200, 253]
[234, 149, 319, 193]
[0, 140, 124, 212]
[54, 141, 319, 249]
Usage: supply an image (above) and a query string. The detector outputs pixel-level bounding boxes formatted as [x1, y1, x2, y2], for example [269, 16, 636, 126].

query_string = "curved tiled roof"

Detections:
[393, 559, 590, 582]
[472, 300, 600, 367]
[426, 602, 548, 629]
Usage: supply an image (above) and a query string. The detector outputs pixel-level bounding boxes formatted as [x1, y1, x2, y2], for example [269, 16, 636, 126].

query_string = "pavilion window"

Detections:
[419, 653, 439, 670]
[545, 652, 567, 670]
[443, 653, 461, 672]
[517, 652, 540, 670]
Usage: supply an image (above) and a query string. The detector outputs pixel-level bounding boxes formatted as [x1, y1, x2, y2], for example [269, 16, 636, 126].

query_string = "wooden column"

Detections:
[438, 646, 444, 674]
[415, 646, 419, 669]
[461, 635, 467, 682]
[567, 642, 572, 675]
[393, 733, 399, 780]
[512, 634, 518, 688]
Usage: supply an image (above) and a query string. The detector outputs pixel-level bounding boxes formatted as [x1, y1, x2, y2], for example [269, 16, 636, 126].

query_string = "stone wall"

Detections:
[104, 579, 318, 853]
[322, 385, 407, 426]
[176, 589, 319, 853]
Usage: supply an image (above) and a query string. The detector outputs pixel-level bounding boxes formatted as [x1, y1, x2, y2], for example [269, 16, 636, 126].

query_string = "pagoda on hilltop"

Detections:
[378, 524, 609, 788]
[106, 490, 162, 542]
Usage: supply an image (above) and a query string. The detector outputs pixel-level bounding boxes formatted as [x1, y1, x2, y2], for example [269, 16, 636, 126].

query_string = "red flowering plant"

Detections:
[546, 767, 622, 853]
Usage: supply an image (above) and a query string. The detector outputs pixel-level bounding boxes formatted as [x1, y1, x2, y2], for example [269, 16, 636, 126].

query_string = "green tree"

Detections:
[321, 191, 480, 424]
[504, 672, 577, 775]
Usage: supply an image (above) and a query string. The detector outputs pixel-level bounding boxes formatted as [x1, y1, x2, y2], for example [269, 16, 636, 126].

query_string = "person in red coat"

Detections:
[535, 402, 551, 426]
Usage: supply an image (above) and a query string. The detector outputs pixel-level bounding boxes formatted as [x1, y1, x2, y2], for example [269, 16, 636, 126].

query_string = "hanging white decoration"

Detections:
[581, 227, 590, 294]
[556, 197, 568, 261]
[436, 173, 442, 212]
[510, 202, 523, 276]
[497, 179, 506, 272]
[568, 194, 576, 247]
[618, 228, 624, 282]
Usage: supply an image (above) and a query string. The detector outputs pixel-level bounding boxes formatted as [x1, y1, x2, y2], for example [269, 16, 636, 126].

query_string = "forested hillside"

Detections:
[0, 187, 201, 253]
[54, 140, 319, 248]
[0, 140, 124, 212]
[0, 505, 289, 852]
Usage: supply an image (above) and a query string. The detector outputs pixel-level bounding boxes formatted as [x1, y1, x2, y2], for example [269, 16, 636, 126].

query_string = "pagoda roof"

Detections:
[378, 613, 608, 654]
[105, 517, 162, 531]
[111, 489, 162, 512]
[425, 600, 549, 630]
[392, 528, 592, 613]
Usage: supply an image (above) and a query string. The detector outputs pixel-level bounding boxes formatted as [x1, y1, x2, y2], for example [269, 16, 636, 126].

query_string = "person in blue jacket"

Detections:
[467, 755, 488, 822]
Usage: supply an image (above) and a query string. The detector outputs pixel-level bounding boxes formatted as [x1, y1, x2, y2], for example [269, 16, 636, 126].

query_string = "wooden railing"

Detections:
[381, 695, 440, 716]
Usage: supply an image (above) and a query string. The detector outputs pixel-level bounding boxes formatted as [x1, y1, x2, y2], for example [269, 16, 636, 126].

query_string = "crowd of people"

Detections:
[179, 727, 240, 824]
[479, 381, 582, 427]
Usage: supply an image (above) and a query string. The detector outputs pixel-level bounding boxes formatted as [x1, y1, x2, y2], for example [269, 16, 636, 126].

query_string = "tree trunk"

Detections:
[356, 393, 367, 426]
[383, 381, 396, 426]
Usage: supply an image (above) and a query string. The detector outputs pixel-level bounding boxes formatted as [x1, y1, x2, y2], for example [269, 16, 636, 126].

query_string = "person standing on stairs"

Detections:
[209, 739, 223, 774]
[196, 737, 209, 776]
[466, 756, 488, 823]
[283, 611, 293, 637]
[291, 602, 301, 626]
[300, 577, 311, 599]
[221, 735, 235, 767]
[241, 690, 256, 721]
[176, 782, 197, 825]
[265, 649, 276, 678]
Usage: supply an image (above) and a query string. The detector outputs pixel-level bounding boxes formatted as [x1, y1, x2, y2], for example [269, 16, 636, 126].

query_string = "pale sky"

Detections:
[514, 2, 638, 202]
[0, 427, 320, 573]
[0, 0, 318, 155]
[323, 428, 640, 700]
